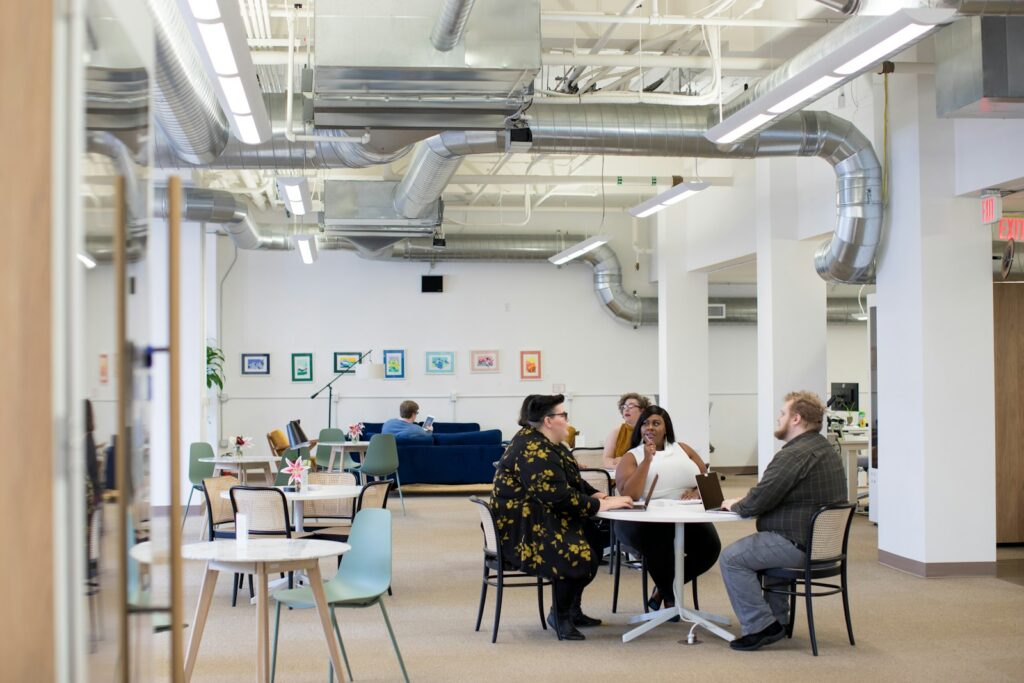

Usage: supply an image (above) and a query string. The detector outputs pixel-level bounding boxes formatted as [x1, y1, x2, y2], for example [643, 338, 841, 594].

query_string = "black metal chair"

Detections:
[469, 497, 551, 643]
[759, 502, 856, 656]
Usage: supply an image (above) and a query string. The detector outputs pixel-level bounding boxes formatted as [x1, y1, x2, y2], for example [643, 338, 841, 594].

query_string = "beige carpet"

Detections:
[94, 475, 1024, 682]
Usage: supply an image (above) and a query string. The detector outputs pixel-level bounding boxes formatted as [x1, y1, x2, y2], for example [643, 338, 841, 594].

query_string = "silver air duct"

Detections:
[150, 0, 231, 165]
[431, 0, 478, 52]
[153, 187, 291, 250]
[708, 298, 867, 323]
[364, 234, 656, 326]
[154, 95, 414, 169]
[393, 131, 506, 218]
[523, 104, 881, 284]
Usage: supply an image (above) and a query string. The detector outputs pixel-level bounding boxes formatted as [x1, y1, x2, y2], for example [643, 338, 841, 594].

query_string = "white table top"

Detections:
[220, 484, 362, 502]
[130, 541, 162, 565]
[599, 501, 745, 524]
[316, 441, 370, 448]
[200, 454, 277, 464]
[181, 538, 350, 563]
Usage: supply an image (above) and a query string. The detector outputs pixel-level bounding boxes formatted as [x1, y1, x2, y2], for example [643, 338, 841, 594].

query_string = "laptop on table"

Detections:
[694, 472, 729, 512]
[616, 475, 660, 512]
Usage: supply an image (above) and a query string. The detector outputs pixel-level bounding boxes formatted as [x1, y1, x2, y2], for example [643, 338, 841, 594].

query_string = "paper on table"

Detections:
[648, 498, 702, 507]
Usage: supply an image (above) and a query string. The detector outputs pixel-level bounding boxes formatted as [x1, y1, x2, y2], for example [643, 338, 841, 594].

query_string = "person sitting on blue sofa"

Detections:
[382, 400, 433, 443]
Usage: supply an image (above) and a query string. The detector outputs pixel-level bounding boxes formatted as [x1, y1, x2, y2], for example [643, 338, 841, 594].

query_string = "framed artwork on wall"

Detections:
[425, 351, 455, 375]
[333, 351, 363, 373]
[291, 353, 313, 382]
[470, 350, 500, 373]
[241, 353, 270, 376]
[383, 349, 405, 379]
[520, 350, 542, 380]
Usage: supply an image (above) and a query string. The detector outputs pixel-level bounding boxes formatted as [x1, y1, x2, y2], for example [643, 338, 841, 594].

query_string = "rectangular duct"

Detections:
[935, 17, 1024, 118]
[322, 180, 439, 234]
[708, 303, 727, 320]
[313, 0, 540, 130]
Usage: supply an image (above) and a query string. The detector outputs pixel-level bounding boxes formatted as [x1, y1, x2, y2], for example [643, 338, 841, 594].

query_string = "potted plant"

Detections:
[207, 344, 226, 390]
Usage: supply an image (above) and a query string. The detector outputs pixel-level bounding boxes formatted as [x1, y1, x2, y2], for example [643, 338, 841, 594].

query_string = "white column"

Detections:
[179, 221, 205, 500]
[875, 75, 995, 573]
[203, 229, 219, 445]
[657, 209, 711, 462]
[755, 157, 828, 474]
[148, 217, 170, 507]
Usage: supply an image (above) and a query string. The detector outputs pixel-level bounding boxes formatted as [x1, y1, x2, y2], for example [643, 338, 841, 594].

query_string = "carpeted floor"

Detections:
[94, 475, 1024, 682]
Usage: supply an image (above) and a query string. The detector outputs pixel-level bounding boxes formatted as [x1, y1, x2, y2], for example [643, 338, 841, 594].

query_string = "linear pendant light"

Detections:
[178, 0, 272, 144]
[276, 177, 312, 217]
[549, 235, 611, 265]
[628, 181, 710, 218]
[294, 234, 318, 264]
[705, 8, 955, 145]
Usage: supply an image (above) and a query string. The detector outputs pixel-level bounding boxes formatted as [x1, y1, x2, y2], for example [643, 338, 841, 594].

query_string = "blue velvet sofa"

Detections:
[360, 422, 503, 485]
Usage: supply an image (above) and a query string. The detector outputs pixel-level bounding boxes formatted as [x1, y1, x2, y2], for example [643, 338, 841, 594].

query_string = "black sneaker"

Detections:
[729, 621, 785, 651]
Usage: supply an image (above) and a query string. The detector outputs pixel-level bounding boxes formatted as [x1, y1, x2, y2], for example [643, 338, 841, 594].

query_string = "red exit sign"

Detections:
[998, 216, 1024, 241]
[981, 194, 1002, 224]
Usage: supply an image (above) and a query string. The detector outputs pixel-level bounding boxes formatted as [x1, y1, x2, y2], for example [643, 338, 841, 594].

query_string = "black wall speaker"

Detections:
[422, 275, 443, 293]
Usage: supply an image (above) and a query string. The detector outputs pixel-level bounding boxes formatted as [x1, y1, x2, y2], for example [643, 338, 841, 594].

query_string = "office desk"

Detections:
[599, 503, 744, 643]
[836, 434, 869, 504]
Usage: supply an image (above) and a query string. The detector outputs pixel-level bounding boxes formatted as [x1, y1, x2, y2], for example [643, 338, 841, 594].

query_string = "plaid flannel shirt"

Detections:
[732, 431, 847, 547]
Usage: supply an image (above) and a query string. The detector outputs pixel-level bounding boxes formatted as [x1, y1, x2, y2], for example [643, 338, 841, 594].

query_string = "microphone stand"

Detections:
[310, 350, 374, 428]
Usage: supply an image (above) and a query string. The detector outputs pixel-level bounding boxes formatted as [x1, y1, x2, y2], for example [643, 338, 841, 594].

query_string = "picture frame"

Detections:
[425, 351, 455, 375]
[333, 351, 363, 374]
[383, 349, 405, 379]
[470, 350, 500, 373]
[291, 353, 313, 382]
[520, 350, 542, 381]
[241, 353, 270, 376]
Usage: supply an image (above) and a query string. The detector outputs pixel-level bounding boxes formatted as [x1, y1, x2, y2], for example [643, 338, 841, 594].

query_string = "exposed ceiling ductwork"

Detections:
[431, 0, 479, 52]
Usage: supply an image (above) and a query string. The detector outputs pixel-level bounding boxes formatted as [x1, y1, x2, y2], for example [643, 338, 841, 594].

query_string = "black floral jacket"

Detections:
[491, 427, 599, 581]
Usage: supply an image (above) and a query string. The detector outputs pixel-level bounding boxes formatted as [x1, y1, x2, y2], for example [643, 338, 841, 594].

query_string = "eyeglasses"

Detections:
[547, 412, 569, 420]
[620, 403, 642, 413]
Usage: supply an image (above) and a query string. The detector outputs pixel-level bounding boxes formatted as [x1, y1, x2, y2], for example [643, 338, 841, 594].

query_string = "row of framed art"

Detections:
[240, 350, 543, 381]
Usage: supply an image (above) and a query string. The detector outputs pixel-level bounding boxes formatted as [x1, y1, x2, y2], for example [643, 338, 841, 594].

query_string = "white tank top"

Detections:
[628, 442, 701, 500]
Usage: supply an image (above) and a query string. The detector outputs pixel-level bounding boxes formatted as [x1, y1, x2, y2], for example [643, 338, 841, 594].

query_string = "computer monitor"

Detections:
[829, 382, 859, 412]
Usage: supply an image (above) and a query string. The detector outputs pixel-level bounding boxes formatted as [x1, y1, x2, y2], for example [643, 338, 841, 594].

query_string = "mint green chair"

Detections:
[349, 433, 405, 514]
[275, 447, 310, 487]
[182, 443, 216, 533]
[270, 508, 408, 683]
[315, 428, 344, 471]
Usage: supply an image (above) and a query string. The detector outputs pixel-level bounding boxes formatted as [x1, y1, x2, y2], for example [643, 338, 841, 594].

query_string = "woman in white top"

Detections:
[614, 406, 721, 610]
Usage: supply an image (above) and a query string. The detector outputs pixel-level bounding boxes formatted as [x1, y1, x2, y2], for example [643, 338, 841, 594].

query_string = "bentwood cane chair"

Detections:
[759, 502, 857, 656]
[469, 497, 551, 643]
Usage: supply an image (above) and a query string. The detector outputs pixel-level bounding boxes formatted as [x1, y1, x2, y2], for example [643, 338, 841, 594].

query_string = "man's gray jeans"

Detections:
[719, 531, 805, 635]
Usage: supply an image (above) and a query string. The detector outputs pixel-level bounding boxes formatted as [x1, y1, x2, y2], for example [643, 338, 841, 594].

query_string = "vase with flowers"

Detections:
[347, 422, 364, 443]
[281, 457, 310, 491]
[233, 435, 253, 457]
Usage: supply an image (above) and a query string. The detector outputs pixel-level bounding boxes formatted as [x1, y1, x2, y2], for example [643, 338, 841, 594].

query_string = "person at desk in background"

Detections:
[614, 405, 721, 612]
[602, 392, 651, 469]
[719, 390, 846, 652]
[382, 400, 433, 443]
[492, 394, 633, 642]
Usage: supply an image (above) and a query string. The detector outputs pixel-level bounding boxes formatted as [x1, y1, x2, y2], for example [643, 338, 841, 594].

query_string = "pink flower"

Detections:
[281, 457, 308, 485]
[347, 422, 364, 439]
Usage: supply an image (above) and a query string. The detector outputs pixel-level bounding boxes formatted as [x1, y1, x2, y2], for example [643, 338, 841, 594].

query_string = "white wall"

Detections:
[216, 237, 659, 449]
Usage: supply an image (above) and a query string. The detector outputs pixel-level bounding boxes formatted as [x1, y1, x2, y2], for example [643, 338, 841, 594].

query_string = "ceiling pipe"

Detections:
[150, 0, 231, 165]
[431, 0, 479, 52]
[154, 94, 414, 169]
[521, 103, 881, 284]
[392, 131, 507, 219]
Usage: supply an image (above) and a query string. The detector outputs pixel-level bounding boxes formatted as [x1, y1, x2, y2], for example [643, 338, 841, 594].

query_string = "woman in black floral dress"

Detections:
[491, 395, 632, 640]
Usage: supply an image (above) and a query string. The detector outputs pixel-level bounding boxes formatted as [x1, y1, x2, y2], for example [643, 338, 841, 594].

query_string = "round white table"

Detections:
[599, 501, 747, 644]
[221, 484, 363, 532]
[181, 539, 350, 683]
[200, 454, 278, 484]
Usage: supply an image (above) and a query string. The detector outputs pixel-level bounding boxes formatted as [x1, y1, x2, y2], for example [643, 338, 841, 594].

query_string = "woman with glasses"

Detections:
[602, 393, 651, 469]
[492, 394, 633, 641]
[614, 405, 722, 612]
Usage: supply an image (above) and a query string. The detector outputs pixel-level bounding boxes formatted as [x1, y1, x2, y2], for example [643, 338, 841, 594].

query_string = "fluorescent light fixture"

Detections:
[706, 8, 955, 145]
[628, 181, 710, 218]
[548, 235, 611, 265]
[295, 235, 318, 264]
[178, 0, 272, 144]
[276, 177, 311, 217]
[77, 253, 97, 269]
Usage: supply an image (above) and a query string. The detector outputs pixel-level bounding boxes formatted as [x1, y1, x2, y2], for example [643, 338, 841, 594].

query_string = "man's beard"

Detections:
[773, 426, 786, 440]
